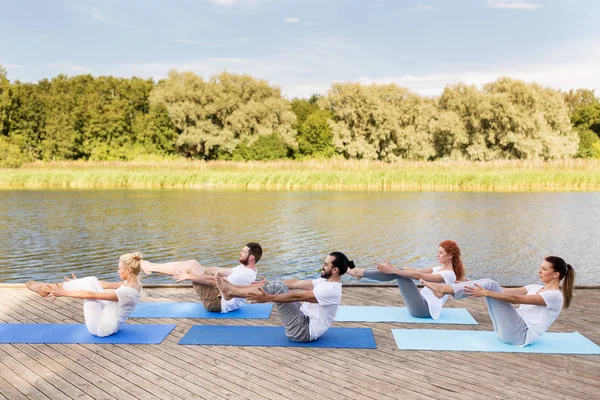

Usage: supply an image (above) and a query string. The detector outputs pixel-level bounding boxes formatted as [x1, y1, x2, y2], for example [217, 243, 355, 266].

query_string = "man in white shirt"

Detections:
[216, 251, 354, 342]
[141, 243, 262, 313]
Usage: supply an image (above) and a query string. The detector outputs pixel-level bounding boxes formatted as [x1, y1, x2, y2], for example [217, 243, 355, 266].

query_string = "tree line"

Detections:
[1, 65, 599, 167]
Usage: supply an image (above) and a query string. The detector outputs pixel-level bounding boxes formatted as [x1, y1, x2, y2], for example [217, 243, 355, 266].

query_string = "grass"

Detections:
[1, 159, 600, 191]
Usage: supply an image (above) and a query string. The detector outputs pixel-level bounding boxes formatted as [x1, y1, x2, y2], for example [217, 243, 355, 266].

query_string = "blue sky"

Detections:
[1, 0, 599, 98]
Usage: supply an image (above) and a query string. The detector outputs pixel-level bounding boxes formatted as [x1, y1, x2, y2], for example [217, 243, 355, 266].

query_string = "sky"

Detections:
[1, 0, 599, 98]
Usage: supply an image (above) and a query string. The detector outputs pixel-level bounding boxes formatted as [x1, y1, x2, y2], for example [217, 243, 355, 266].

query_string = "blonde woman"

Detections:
[25, 252, 143, 337]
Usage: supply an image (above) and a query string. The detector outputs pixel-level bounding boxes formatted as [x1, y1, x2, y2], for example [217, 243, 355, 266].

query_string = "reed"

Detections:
[2, 159, 600, 191]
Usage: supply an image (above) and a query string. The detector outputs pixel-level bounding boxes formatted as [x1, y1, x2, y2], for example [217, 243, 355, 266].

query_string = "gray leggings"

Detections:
[364, 269, 431, 318]
[263, 280, 311, 342]
[452, 279, 528, 345]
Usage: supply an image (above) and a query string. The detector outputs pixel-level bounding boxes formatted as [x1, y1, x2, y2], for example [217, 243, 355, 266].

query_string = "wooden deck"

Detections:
[0, 285, 598, 400]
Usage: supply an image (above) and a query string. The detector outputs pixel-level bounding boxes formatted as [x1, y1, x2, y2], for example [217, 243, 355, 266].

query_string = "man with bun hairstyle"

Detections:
[141, 243, 262, 313]
[216, 251, 354, 342]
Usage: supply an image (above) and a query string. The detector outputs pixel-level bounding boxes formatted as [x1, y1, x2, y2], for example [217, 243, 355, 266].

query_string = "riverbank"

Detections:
[2, 159, 600, 191]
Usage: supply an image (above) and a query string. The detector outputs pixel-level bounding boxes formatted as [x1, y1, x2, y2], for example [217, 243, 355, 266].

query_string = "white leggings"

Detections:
[452, 279, 528, 345]
[62, 277, 106, 336]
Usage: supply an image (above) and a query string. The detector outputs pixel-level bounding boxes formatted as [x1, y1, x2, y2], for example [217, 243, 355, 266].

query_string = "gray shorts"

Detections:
[263, 280, 311, 342]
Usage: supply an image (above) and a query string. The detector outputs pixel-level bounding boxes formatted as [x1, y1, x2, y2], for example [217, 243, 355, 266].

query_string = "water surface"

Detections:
[1, 190, 597, 285]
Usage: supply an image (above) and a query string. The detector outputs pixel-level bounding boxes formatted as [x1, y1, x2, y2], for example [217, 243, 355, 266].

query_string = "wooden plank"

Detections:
[0, 373, 29, 400]
[1, 286, 598, 400]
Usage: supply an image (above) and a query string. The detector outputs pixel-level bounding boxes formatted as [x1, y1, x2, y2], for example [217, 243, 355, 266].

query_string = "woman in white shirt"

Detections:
[348, 240, 465, 319]
[422, 256, 575, 346]
[25, 252, 143, 337]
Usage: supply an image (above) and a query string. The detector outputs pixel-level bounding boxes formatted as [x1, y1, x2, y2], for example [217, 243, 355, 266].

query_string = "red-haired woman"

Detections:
[348, 240, 465, 319]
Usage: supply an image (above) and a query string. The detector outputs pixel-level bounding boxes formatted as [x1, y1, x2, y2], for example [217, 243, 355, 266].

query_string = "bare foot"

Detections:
[25, 280, 52, 297]
[215, 273, 234, 301]
[420, 279, 450, 299]
[141, 260, 152, 275]
[347, 268, 364, 281]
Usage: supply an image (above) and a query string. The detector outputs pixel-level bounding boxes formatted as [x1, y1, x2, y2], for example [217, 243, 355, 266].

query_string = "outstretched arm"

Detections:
[281, 279, 315, 291]
[246, 287, 318, 304]
[376, 261, 442, 282]
[465, 284, 547, 306]
[48, 283, 118, 302]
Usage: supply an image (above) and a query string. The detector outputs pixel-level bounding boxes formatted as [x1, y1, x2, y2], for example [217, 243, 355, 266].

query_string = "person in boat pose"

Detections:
[422, 256, 575, 346]
[348, 240, 465, 320]
[215, 251, 354, 342]
[25, 252, 143, 337]
[141, 243, 262, 313]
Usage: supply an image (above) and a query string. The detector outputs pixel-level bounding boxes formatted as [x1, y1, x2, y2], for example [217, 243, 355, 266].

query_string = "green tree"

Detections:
[562, 89, 598, 116]
[150, 71, 297, 160]
[575, 129, 600, 158]
[296, 109, 334, 157]
[572, 104, 600, 136]
[320, 82, 434, 161]
[291, 96, 334, 158]
[131, 103, 178, 155]
[439, 79, 578, 160]
[0, 66, 9, 136]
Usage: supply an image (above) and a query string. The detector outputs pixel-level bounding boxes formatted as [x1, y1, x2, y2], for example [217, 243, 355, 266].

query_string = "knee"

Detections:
[263, 280, 288, 295]
[480, 279, 501, 291]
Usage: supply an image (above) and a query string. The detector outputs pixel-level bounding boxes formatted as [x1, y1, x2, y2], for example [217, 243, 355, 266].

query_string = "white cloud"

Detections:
[90, 8, 107, 21]
[4, 64, 25, 69]
[172, 39, 217, 46]
[357, 62, 600, 97]
[416, 5, 439, 10]
[284, 17, 300, 23]
[488, 1, 543, 9]
[50, 61, 93, 74]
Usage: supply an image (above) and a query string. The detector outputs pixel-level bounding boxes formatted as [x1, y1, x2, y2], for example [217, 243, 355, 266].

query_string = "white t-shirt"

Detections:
[517, 284, 564, 345]
[221, 265, 257, 313]
[419, 266, 457, 320]
[299, 278, 342, 340]
[97, 285, 141, 337]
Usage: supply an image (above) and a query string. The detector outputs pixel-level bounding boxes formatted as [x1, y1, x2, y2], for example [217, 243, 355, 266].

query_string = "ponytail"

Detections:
[545, 256, 575, 309]
[562, 264, 575, 309]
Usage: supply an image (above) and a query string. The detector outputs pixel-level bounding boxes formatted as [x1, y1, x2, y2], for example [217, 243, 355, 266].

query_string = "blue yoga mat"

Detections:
[392, 329, 600, 354]
[0, 323, 176, 344]
[336, 306, 477, 324]
[179, 325, 377, 348]
[129, 302, 273, 319]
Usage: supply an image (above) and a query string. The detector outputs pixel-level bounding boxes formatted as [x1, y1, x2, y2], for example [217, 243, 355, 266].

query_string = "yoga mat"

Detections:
[336, 306, 477, 324]
[0, 323, 176, 344]
[179, 325, 377, 348]
[392, 329, 600, 354]
[130, 302, 273, 319]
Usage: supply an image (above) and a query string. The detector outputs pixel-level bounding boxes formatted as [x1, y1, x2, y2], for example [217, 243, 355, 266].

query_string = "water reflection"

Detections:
[0, 190, 597, 285]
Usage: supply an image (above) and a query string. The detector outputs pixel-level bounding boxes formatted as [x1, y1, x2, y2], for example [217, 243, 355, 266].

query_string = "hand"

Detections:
[245, 287, 272, 303]
[47, 283, 66, 303]
[376, 260, 395, 274]
[172, 270, 191, 283]
[63, 273, 77, 282]
[464, 283, 487, 298]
